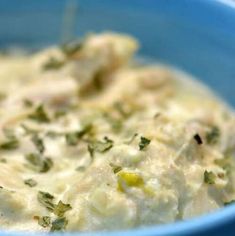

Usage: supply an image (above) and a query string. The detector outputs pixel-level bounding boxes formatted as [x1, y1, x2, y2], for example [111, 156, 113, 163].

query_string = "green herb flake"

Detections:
[50, 217, 68, 232]
[24, 178, 37, 187]
[124, 133, 138, 145]
[20, 124, 37, 135]
[25, 153, 53, 173]
[23, 99, 33, 107]
[65, 132, 79, 146]
[0, 92, 6, 101]
[113, 102, 132, 118]
[3, 128, 15, 139]
[88, 136, 113, 157]
[28, 105, 50, 123]
[61, 40, 83, 57]
[139, 136, 151, 151]
[103, 113, 123, 133]
[31, 134, 45, 153]
[37, 191, 55, 211]
[65, 124, 93, 146]
[54, 109, 67, 119]
[206, 126, 220, 145]
[0, 158, 7, 163]
[43, 57, 65, 70]
[53, 200, 72, 217]
[38, 216, 51, 228]
[110, 163, 122, 174]
[224, 200, 235, 206]
[204, 170, 216, 184]
[214, 158, 231, 173]
[0, 138, 19, 150]
[75, 166, 86, 172]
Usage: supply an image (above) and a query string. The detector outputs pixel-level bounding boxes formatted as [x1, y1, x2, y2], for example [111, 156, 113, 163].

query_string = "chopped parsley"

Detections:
[103, 113, 123, 133]
[37, 191, 55, 211]
[43, 57, 65, 70]
[37, 191, 72, 221]
[224, 200, 235, 206]
[61, 40, 83, 57]
[24, 178, 37, 187]
[25, 153, 53, 173]
[23, 99, 33, 107]
[20, 124, 38, 135]
[206, 126, 220, 144]
[65, 132, 79, 146]
[65, 124, 93, 146]
[31, 134, 45, 153]
[28, 105, 50, 123]
[54, 109, 67, 119]
[75, 166, 86, 172]
[124, 133, 138, 145]
[50, 217, 68, 232]
[193, 134, 203, 145]
[0, 138, 19, 150]
[0, 158, 7, 163]
[53, 200, 72, 217]
[139, 136, 151, 151]
[88, 136, 113, 157]
[110, 163, 122, 174]
[204, 170, 216, 184]
[214, 158, 231, 173]
[38, 216, 51, 228]
[3, 128, 16, 139]
[113, 101, 132, 118]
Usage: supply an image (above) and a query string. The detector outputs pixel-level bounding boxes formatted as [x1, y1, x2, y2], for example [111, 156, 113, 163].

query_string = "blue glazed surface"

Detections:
[0, 0, 235, 235]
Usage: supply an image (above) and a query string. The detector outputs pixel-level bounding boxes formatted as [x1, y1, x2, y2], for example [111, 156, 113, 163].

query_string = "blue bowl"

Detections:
[1, 0, 235, 235]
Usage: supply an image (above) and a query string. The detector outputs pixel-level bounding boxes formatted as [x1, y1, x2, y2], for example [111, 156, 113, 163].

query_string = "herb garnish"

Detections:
[65, 132, 79, 146]
[113, 102, 132, 118]
[204, 170, 216, 184]
[110, 163, 122, 174]
[214, 158, 231, 173]
[25, 153, 53, 173]
[61, 40, 83, 57]
[65, 124, 93, 146]
[124, 133, 138, 145]
[103, 113, 123, 133]
[0, 158, 7, 163]
[53, 200, 72, 217]
[28, 105, 50, 123]
[139, 136, 151, 151]
[206, 126, 220, 144]
[24, 178, 37, 187]
[194, 134, 203, 145]
[37, 191, 72, 218]
[20, 124, 38, 135]
[224, 200, 235, 206]
[43, 57, 65, 70]
[50, 217, 68, 232]
[37, 191, 55, 211]
[31, 134, 45, 153]
[38, 216, 51, 228]
[88, 136, 113, 157]
[3, 128, 16, 139]
[0, 138, 19, 150]
[23, 99, 33, 107]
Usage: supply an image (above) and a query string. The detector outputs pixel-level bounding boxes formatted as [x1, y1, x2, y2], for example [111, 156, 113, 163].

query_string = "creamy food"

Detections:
[0, 33, 235, 232]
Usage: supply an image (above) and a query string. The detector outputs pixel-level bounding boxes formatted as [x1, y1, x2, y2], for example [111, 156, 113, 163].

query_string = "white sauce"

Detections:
[0, 33, 234, 232]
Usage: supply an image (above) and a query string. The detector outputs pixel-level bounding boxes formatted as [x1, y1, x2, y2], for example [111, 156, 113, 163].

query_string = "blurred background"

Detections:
[0, 0, 235, 105]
